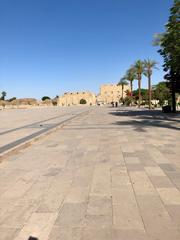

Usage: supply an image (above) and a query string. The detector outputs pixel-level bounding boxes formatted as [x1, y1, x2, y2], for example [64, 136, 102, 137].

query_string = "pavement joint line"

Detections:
[0, 109, 90, 163]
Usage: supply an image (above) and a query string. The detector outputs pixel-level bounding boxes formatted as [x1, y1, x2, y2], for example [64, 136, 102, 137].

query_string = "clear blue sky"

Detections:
[0, 0, 173, 99]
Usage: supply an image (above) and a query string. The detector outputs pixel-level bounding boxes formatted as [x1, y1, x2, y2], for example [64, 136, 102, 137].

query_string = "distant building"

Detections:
[97, 84, 130, 105]
[58, 83, 130, 106]
[58, 91, 96, 106]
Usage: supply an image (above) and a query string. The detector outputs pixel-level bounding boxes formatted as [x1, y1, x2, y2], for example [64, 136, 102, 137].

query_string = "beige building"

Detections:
[97, 84, 130, 104]
[58, 83, 130, 106]
[58, 91, 96, 106]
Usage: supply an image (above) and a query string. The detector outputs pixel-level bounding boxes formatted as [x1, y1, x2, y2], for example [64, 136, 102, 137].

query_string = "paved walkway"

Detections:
[0, 107, 180, 240]
[0, 106, 89, 156]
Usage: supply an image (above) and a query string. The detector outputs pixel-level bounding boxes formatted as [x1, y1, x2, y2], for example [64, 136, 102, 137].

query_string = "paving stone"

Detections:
[90, 164, 111, 197]
[55, 203, 87, 227]
[156, 187, 180, 205]
[112, 229, 150, 240]
[135, 195, 180, 240]
[84, 215, 112, 228]
[87, 196, 112, 216]
[48, 227, 82, 240]
[65, 186, 90, 203]
[166, 205, 180, 228]
[125, 157, 141, 164]
[0, 227, 19, 240]
[129, 171, 157, 196]
[126, 164, 144, 171]
[113, 204, 144, 230]
[37, 178, 71, 212]
[111, 166, 130, 188]
[147, 147, 170, 164]
[159, 163, 176, 172]
[14, 212, 58, 240]
[145, 166, 166, 176]
[150, 176, 175, 188]
[0, 107, 180, 240]
[0, 203, 37, 228]
[81, 227, 112, 240]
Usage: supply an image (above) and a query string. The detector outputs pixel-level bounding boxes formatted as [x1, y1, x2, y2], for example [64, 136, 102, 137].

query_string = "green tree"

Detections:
[42, 96, 51, 101]
[133, 60, 144, 108]
[144, 59, 158, 109]
[79, 99, 87, 104]
[132, 89, 149, 102]
[1, 91, 7, 100]
[155, 0, 180, 112]
[152, 82, 171, 106]
[117, 78, 128, 100]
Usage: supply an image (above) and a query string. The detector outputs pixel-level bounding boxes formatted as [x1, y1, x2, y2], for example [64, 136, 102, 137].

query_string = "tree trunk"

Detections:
[148, 74, 151, 110]
[130, 81, 133, 96]
[171, 70, 176, 113]
[130, 81, 133, 106]
[138, 75, 141, 108]
[172, 80, 176, 113]
[122, 85, 124, 100]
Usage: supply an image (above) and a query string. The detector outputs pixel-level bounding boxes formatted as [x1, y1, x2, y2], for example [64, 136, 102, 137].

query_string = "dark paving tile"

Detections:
[126, 164, 144, 172]
[150, 176, 175, 188]
[159, 164, 176, 172]
[166, 205, 180, 226]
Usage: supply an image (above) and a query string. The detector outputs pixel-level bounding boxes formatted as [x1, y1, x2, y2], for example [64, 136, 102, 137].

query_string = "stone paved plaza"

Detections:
[0, 106, 180, 240]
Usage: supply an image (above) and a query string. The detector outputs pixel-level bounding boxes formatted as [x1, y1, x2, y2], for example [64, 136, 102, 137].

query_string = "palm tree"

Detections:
[117, 78, 128, 100]
[125, 67, 137, 96]
[134, 60, 144, 107]
[144, 59, 158, 109]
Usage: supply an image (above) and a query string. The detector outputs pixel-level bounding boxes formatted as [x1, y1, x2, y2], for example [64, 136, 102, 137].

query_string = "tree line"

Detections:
[118, 0, 180, 112]
[118, 59, 158, 109]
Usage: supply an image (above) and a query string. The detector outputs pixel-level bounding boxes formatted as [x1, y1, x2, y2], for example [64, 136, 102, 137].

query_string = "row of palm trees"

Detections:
[118, 59, 158, 109]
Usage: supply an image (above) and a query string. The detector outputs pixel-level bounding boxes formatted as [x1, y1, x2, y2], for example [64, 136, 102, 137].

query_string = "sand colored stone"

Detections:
[0, 106, 180, 240]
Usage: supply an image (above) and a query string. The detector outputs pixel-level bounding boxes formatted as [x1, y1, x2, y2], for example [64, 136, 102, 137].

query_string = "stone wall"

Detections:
[97, 84, 130, 104]
[58, 91, 96, 106]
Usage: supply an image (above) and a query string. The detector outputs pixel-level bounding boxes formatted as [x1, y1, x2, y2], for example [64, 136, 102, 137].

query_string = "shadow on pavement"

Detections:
[109, 108, 180, 132]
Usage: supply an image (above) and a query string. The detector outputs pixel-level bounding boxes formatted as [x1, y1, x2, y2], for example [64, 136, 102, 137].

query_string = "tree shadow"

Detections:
[109, 108, 180, 132]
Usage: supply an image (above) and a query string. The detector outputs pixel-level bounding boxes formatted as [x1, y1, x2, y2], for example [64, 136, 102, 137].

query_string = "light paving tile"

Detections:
[0, 203, 37, 228]
[81, 227, 112, 240]
[37, 177, 71, 212]
[55, 203, 87, 227]
[90, 164, 111, 197]
[157, 187, 180, 205]
[145, 166, 166, 177]
[147, 147, 170, 164]
[125, 157, 141, 164]
[65, 186, 89, 203]
[112, 183, 144, 230]
[112, 229, 150, 240]
[113, 204, 144, 230]
[84, 215, 112, 228]
[48, 227, 82, 240]
[87, 196, 112, 216]
[135, 195, 180, 240]
[0, 227, 19, 240]
[14, 212, 58, 240]
[129, 171, 157, 196]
